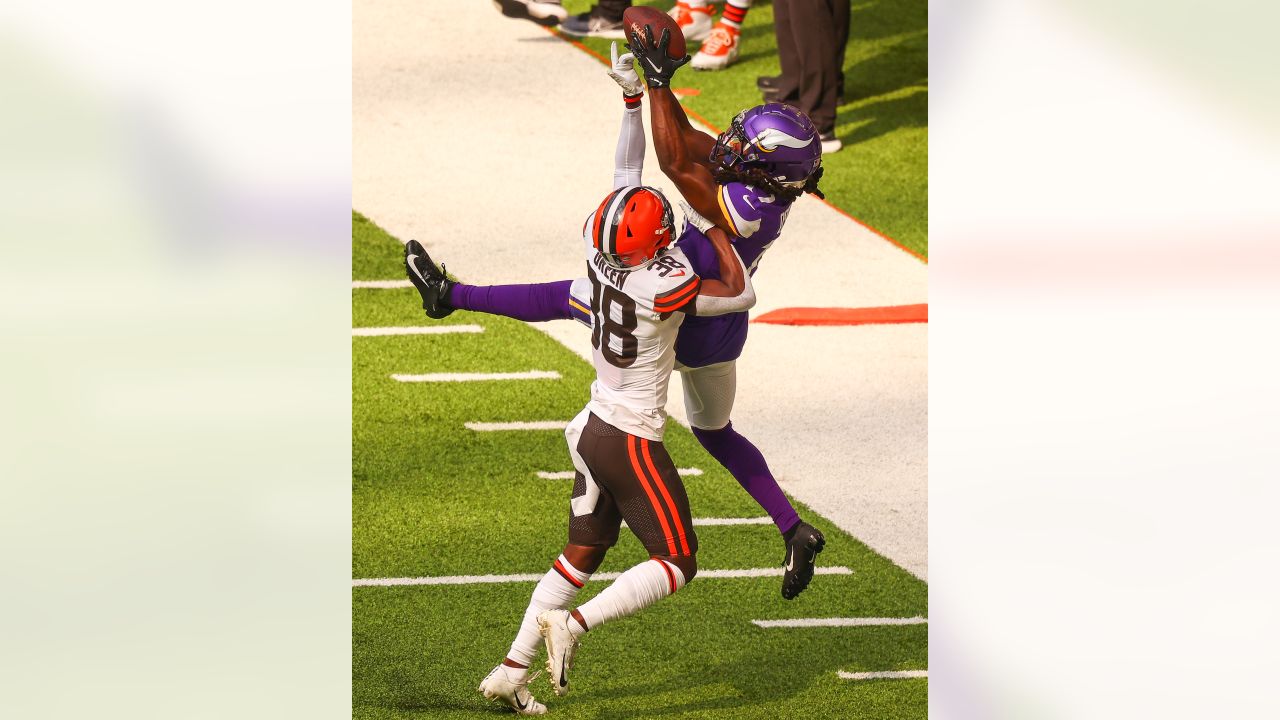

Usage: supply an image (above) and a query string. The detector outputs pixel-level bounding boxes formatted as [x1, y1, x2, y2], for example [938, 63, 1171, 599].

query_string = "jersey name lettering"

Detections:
[592, 253, 631, 289]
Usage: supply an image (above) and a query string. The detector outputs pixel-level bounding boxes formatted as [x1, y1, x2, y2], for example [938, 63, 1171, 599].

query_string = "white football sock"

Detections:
[505, 555, 591, 669]
[573, 558, 686, 637]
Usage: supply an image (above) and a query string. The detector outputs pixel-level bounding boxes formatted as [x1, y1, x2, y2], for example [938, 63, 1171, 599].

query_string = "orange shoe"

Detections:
[692, 23, 740, 71]
[668, 2, 715, 43]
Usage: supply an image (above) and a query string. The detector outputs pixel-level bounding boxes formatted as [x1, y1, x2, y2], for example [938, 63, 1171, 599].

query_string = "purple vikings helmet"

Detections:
[710, 103, 823, 187]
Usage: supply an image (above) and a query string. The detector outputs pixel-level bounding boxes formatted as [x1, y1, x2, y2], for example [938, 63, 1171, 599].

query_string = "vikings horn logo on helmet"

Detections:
[709, 103, 823, 185]
[751, 127, 818, 153]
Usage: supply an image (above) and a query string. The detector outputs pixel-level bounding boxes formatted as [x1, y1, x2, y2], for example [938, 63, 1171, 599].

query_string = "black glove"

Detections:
[627, 25, 691, 90]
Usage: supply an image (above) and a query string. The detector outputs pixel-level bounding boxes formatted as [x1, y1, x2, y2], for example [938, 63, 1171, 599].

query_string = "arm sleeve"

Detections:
[691, 248, 756, 316]
[612, 103, 646, 190]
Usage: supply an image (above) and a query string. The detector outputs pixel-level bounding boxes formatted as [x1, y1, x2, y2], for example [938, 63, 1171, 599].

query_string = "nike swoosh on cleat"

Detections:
[405, 255, 424, 281]
[784, 550, 795, 572]
[514, 692, 528, 710]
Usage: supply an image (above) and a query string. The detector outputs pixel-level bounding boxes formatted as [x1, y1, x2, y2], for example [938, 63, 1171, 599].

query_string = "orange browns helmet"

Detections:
[585, 185, 675, 270]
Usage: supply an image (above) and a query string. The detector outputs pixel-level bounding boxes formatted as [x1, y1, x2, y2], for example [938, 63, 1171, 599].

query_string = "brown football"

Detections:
[621, 5, 687, 59]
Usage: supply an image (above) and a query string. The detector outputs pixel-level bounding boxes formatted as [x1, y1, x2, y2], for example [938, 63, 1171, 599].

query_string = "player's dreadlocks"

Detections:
[712, 165, 826, 201]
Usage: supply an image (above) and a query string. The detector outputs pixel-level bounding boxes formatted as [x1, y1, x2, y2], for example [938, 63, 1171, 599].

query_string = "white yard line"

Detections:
[353, 565, 853, 587]
[352, 279, 412, 289]
[837, 670, 928, 681]
[535, 468, 704, 479]
[353, 325, 483, 336]
[752, 617, 927, 628]
[465, 421, 568, 431]
[616, 517, 771, 528]
[691, 517, 771, 526]
[393, 371, 561, 383]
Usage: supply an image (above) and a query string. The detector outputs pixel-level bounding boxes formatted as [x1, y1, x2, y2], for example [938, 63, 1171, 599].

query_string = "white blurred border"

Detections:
[1, 1, 350, 717]
[932, 0, 1280, 717]
[5, 0, 1279, 715]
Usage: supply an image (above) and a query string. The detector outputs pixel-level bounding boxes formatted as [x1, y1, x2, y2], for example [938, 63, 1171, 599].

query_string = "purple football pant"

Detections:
[446, 279, 800, 536]
[446, 280, 573, 322]
[692, 423, 800, 535]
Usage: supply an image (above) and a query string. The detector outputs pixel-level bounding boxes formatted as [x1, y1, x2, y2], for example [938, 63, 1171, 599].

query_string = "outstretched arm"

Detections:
[649, 87, 717, 169]
[607, 43, 647, 189]
[627, 28, 737, 237]
[649, 89, 723, 223]
[688, 227, 755, 316]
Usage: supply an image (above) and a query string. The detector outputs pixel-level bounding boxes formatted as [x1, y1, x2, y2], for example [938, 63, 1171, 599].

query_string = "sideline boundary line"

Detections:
[543, 27, 927, 265]
[354, 565, 853, 587]
[754, 304, 928, 326]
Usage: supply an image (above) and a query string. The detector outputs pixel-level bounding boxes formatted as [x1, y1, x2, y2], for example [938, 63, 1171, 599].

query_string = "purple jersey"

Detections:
[674, 182, 793, 368]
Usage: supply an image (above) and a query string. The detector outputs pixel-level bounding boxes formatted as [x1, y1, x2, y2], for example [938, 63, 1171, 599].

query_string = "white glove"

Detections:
[607, 41, 645, 98]
[680, 201, 716, 233]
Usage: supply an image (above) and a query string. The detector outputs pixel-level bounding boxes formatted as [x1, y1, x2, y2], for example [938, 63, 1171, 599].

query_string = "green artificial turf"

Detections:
[352, 213, 927, 718]
[559, 0, 928, 259]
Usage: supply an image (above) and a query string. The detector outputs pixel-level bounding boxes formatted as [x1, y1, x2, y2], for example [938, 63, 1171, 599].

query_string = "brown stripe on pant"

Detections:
[568, 413, 698, 559]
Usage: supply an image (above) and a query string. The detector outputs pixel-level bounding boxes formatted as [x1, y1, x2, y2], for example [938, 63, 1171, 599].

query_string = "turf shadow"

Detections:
[841, 33, 927, 104]
[834, 87, 927, 147]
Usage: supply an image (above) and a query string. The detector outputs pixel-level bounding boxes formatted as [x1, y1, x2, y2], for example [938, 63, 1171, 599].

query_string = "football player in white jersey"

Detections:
[408, 40, 829, 607]
[410, 48, 758, 716]
[475, 190, 749, 714]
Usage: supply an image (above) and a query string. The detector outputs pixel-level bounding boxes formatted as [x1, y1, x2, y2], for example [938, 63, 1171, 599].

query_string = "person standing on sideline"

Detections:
[667, 0, 754, 71]
[758, 0, 851, 153]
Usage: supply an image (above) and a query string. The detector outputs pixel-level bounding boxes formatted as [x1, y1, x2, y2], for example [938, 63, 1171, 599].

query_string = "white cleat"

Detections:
[669, 2, 715, 43]
[537, 609, 580, 697]
[479, 664, 547, 716]
[691, 24, 741, 71]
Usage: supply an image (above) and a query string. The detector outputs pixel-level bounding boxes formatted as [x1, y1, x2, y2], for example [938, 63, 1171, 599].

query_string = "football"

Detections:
[621, 5, 687, 59]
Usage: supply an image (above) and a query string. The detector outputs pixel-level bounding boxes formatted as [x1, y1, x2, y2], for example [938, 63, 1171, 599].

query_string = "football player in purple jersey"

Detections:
[406, 32, 828, 600]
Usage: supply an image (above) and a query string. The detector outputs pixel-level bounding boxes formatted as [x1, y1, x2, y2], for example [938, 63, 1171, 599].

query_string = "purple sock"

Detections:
[447, 280, 574, 323]
[692, 422, 800, 535]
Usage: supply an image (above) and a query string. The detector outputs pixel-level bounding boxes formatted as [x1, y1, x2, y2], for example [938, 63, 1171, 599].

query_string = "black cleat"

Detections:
[404, 239, 455, 319]
[781, 521, 825, 600]
[756, 75, 782, 92]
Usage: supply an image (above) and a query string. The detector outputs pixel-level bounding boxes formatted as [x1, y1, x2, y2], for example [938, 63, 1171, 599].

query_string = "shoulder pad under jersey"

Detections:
[716, 182, 776, 239]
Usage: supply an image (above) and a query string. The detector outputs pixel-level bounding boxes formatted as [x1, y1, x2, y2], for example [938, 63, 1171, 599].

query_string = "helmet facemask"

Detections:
[709, 113, 753, 172]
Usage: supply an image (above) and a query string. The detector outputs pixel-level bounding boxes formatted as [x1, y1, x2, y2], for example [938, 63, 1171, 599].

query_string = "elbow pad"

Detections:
[693, 276, 756, 316]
